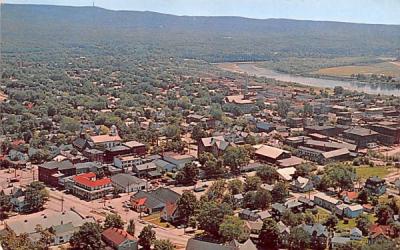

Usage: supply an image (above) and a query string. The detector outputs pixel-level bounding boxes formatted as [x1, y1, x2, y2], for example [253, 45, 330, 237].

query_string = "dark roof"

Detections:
[186, 238, 234, 250]
[302, 224, 328, 237]
[73, 137, 87, 150]
[344, 127, 378, 137]
[132, 187, 180, 209]
[111, 174, 146, 187]
[102, 227, 135, 246]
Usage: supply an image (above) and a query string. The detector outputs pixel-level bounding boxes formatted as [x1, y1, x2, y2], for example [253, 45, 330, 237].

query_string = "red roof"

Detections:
[164, 202, 178, 217]
[102, 228, 135, 246]
[369, 224, 394, 237]
[73, 172, 111, 188]
[133, 198, 147, 206]
[340, 191, 358, 200]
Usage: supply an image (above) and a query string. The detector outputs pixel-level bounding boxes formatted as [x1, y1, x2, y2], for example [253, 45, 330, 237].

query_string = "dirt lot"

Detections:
[315, 61, 400, 77]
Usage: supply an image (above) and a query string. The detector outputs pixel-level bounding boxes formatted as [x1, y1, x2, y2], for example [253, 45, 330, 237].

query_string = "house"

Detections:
[245, 220, 263, 242]
[313, 193, 341, 211]
[254, 145, 291, 164]
[343, 127, 379, 148]
[154, 159, 176, 172]
[277, 167, 296, 181]
[5, 210, 94, 246]
[368, 224, 395, 244]
[297, 196, 315, 208]
[163, 152, 195, 170]
[88, 126, 122, 149]
[256, 122, 275, 133]
[340, 191, 358, 204]
[114, 155, 142, 170]
[277, 221, 290, 246]
[130, 187, 181, 214]
[186, 238, 235, 250]
[111, 174, 148, 193]
[10, 196, 27, 212]
[364, 176, 386, 195]
[198, 136, 227, 157]
[161, 202, 181, 224]
[122, 141, 147, 156]
[284, 200, 304, 213]
[102, 227, 138, 250]
[239, 209, 259, 221]
[227, 239, 257, 250]
[233, 194, 244, 206]
[75, 161, 103, 175]
[65, 172, 113, 201]
[291, 176, 313, 192]
[302, 223, 329, 242]
[39, 160, 75, 187]
[331, 235, 351, 249]
[132, 162, 158, 178]
[271, 203, 287, 217]
[277, 156, 305, 168]
[335, 204, 363, 218]
[350, 227, 363, 240]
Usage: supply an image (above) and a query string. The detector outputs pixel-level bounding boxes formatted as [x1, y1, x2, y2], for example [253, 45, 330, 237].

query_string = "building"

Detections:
[161, 202, 181, 224]
[102, 227, 138, 250]
[163, 152, 195, 170]
[132, 162, 158, 178]
[66, 172, 113, 200]
[198, 136, 229, 157]
[89, 133, 122, 150]
[122, 141, 147, 156]
[313, 193, 341, 211]
[254, 145, 291, 164]
[335, 204, 363, 218]
[369, 122, 400, 145]
[39, 160, 75, 187]
[130, 187, 181, 214]
[364, 176, 386, 195]
[111, 173, 147, 193]
[305, 125, 342, 137]
[291, 176, 313, 193]
[5, 210, 94, 246]
[114, 155, 142, 170]
[343, 127, 379, 148]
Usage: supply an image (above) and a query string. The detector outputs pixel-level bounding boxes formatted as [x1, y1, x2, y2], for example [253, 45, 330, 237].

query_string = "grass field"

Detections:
[143, 212, 172, 228]
[316, 61, 400, 77]
[356, 166, 389, 180]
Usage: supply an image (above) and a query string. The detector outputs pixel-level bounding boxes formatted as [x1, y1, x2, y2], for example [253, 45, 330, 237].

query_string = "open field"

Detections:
[356, 166, 390, 180]
[315, 61, 400, 77]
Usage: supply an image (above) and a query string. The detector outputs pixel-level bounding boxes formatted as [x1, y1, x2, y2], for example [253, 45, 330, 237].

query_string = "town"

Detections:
[1, 2, 400, 250]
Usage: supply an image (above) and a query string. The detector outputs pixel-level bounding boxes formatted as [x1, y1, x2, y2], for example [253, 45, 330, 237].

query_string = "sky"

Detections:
[4, 0, 400, 25]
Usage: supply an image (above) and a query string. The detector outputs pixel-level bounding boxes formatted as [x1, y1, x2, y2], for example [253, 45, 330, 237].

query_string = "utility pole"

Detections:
[61, 195, 64, 212]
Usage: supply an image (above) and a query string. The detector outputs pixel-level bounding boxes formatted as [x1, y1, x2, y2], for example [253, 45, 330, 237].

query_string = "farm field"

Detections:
[355, 166, 390, 180]
[315, 61, 400, 77]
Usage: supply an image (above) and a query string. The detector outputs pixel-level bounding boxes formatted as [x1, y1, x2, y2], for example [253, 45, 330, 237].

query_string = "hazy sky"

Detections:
[4, 0, 400, 25]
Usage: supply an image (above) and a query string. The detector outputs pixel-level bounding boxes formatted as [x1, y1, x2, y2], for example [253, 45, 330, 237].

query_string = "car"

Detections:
[193, 187, 206, 192]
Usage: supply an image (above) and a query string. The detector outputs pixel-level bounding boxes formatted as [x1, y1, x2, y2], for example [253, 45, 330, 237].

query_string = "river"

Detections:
[218, 63, 400, 97]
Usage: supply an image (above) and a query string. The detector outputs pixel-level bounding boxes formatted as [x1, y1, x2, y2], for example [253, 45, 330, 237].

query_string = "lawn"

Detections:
[337, 214, 376, 232]
[315, 61, 400, 77]
[356, 166, 389, 180]
[142, 212, 173, 228]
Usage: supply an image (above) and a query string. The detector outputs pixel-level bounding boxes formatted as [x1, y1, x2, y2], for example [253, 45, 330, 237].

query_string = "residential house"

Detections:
[335, 204, 363, 218]
[331, 235, 351, 249]
[114, 155, 142, 170]
[350, 227, 363, 240]
[239, 209, 260, 221]
[291, 176, 313, 193]
[130, 187, 181, 214]
[161, 202, 181, 224]
[277, 167, 296, 182]
[102, 227, 138, 250]
[88, 132, 122, 150]
[186, 238, 235, 250]
[132, 162, 158, 178]
[198, 136, 229, 157]
[111, 173, 148, 193]
[364, 176, 386, 195]
[313, 193, 341, 211]
[302, 223, 329, 245]
[277, 221, 290, 246]
[5, 210, 94, 246]
[163, 152, 195, 170]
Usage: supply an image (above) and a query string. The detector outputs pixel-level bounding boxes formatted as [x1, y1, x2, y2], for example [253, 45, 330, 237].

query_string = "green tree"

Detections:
[176, 162, 199, 185]
[254, 188, 272, 210]
[60, 117, 80, 133]
[176, 191, 198, 225]
[375, 204, 394, 225]
[197, 201, 233, 237]
[192, 124, 207, 142]
[223, 146, 249, 174]
[24, 181, 48, 212]
[245, 176, 262, 191]
[138, 225, 156, 250]
[218, 216, 248, 242]
[227, 179, 244, 195]
[276, 100, 291, 118]
[334, 86, 344, 95]
[281, 210, 304, 227]
[259, 218, 279, 249]
[127, 219, 135, 236]
[357, 189, 369, 204]
[321, 164, 355, 193]
[0, 190, 11, 220]
[153, 239, 174, 250]
[70, 222, 104, 250]
[356, 214, 371, 236]
[256, 165, 279, 184]
[271, 182, 288, 203]
[104, 213, 124, 229]
[324, 214, 338, 230]
[288, 227, 310, 250]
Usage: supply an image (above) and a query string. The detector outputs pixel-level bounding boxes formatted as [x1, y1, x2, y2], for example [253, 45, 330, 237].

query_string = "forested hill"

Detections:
[2, 4, 400, 62]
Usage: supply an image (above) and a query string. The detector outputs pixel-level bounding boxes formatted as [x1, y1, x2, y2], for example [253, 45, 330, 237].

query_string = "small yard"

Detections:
[356, 166, 389, 180]
[337, 213, 376, 232]
[142, 212, 173, 228]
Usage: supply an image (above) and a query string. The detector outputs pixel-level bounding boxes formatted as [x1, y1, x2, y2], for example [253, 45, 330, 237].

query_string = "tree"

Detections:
[361, 239, 396, 250]
[203, 180, 226, 201]
[259, 218, 279, 249]
[0, 190, 11, 220]
[227, 179, 244, 195]
[176, 162, 199, 185]
[203, 158, 225, 178]
[176, 191, 198, 224]
[256, 165, 279, 184]
[35, 224, 54, 249]
[388, 197, 399, 214]
[218, 216, 248, 242]
[70, 222, 104, 250]
[127, 219, 135, 236]
[321, 164, 355, 193]
[24, 181, 48, 212]
[197, 201, 233, 237]
[281, 210, 304, 227]
[303, 102, 313, 117]
[375, 204, 394, 225]
[254, 188, 272, 210]
[324, 214, 338, 230]
[223, 146, 249, 174]
[245, 176, 262, 191]
[288, 227, 310, 250]
[0, 232, 36, 250]
[334, 86, 344, 95]
[153, 239, 174, 250]
[357, 189, 369, 204]
[60, 117, 80, 133]
[104, 213, 124, 229]
[138, 225, 156, 250]
[292, 163, 312, 179]
[276, 100, 291, 118]
[271, 182, 288, 203]
[192, 124, 207, 142]
[356, 214, 371, 236]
